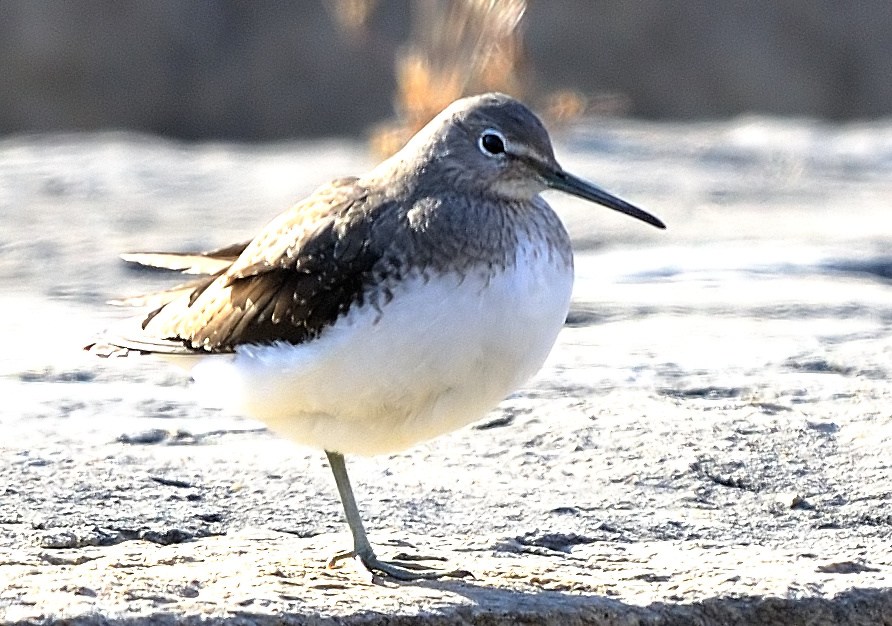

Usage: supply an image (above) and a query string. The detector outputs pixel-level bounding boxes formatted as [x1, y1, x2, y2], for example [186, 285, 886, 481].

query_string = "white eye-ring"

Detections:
[478, 128, 507, 157]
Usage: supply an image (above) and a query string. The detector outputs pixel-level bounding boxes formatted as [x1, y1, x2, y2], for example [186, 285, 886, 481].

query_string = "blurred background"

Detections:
[1, 0, 890, 144]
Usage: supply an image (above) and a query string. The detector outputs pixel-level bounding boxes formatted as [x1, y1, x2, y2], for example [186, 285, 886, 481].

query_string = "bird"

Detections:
[87, 93, 665, 580]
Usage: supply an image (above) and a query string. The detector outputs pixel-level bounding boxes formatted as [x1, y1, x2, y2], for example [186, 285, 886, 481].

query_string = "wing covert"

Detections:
[130, 177, 390, 353]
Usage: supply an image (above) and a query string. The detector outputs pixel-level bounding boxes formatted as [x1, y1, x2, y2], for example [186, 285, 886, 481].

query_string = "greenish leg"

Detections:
[324, 450, 470, 581]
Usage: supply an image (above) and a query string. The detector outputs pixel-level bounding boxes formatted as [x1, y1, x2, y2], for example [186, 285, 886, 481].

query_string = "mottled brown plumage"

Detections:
[136, 178, 376, 350]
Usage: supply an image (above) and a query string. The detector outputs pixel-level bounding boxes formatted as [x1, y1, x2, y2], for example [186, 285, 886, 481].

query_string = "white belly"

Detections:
[190, 247, 573, 456]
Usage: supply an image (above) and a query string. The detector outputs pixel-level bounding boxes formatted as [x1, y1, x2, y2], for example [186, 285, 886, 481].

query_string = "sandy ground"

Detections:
[0, 117, 891, 624]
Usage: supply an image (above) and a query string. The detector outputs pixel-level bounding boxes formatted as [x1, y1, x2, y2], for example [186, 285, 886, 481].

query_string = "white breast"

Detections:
[190, 239, 573, 456]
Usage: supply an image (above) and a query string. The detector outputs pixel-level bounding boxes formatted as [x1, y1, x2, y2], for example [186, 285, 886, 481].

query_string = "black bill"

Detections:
[543, 168, 666, 230]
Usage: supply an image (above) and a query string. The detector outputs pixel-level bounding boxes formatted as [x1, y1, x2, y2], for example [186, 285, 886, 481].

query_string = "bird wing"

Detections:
[120, 240, 251, 275]
[94, 177, 391, 355]
[110, 242, 251, 309]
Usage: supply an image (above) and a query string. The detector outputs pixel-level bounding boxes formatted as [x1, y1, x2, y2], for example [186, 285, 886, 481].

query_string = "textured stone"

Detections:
[1, 119, 890, 623]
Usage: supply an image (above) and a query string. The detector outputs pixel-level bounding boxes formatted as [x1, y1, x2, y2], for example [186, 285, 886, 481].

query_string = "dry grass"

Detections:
[371, 0, 527, 156]
[329, 0, 627, 156]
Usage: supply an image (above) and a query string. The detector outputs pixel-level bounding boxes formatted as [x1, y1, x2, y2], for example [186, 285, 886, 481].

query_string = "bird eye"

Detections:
[478, 129, 506, 156]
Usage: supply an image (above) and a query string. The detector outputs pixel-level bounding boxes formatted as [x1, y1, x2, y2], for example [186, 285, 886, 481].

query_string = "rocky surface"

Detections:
[0, 118, 891, 624]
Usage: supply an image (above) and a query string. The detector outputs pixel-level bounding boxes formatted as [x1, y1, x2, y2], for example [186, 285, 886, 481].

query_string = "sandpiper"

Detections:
[89, 93, 664, 580]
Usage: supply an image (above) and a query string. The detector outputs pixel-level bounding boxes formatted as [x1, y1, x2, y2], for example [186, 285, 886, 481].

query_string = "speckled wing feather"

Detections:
[120, 240, 251, 276]
[109, 242, 251, 310]
[112, 177, 392, 354]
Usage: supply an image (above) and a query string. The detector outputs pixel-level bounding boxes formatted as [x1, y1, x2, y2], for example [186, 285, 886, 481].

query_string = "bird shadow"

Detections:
[349, 578, 892, 625]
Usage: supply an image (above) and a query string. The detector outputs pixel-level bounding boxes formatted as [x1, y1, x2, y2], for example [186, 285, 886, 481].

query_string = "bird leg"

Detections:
[324, 450, 470, 581]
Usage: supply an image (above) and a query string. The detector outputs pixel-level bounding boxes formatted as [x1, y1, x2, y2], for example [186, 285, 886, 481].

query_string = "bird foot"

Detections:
[327, 548, 472, 581]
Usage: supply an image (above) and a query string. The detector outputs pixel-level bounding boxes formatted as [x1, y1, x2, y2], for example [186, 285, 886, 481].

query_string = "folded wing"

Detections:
[92, 177, 392, 356]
